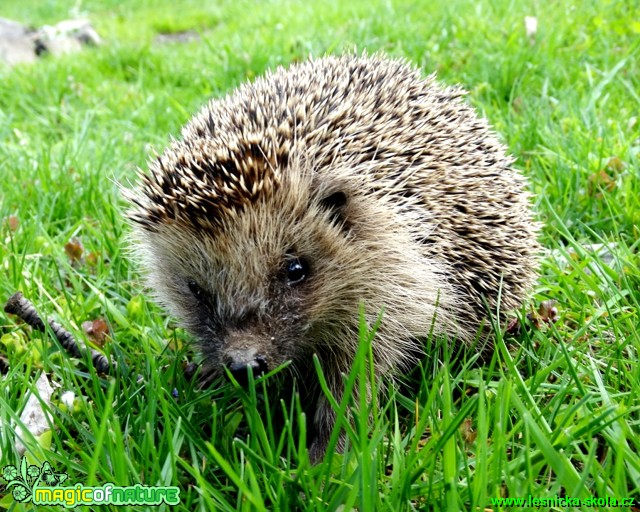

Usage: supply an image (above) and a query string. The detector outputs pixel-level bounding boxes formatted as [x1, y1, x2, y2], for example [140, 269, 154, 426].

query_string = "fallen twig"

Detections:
[3, 291, 113, 374]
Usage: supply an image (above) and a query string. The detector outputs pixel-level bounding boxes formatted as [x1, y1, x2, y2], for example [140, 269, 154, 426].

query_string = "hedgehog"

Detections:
[126, 54, 540, 462]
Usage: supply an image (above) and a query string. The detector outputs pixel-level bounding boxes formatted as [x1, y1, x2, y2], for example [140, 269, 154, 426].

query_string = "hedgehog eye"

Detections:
[286, 258, 309, 286]
[188, 280, 208, 303]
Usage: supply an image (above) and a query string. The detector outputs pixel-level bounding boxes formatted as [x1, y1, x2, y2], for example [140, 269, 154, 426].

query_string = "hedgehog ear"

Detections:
[320, 191, 347, 212]
[319, 191, 347, 224]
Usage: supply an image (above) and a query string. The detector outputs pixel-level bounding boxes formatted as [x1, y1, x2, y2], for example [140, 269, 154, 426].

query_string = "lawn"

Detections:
[1, 0, 639, 510]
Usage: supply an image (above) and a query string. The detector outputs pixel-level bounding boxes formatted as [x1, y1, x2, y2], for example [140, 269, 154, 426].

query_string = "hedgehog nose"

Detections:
[226, 355, 269, 385]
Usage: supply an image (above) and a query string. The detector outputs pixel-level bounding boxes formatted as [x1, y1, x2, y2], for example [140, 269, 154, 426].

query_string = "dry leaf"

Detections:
[82, 318, 109, 346]
[460, 417, 477, 444]
[525, 300, 560, 330]
[5, 215, 20, 231]
[64, 237, 84, 263]
[605, 156, 625, 173]
[538, 300, 559, 324]
[86, 251, 99, 267]
[588, 169, 615, 197]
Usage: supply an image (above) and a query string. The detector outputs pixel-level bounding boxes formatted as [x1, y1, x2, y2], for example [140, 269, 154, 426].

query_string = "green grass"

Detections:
[1, 0, 639, 510]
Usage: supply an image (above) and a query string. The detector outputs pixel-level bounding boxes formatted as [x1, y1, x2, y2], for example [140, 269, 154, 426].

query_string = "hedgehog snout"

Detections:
[224, 351, 269, 386]
[221, 330, 271, 385]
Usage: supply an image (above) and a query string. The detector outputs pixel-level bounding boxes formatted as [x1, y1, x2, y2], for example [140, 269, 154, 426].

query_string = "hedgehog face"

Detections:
[181, 246, 315, 382]
[132, 173, 370, 382]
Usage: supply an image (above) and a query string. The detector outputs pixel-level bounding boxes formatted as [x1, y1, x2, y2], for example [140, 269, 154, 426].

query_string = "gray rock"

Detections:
[0, 18, 39, 65]
[0, 17, 100, 66]
[38, 18, 101, 56]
